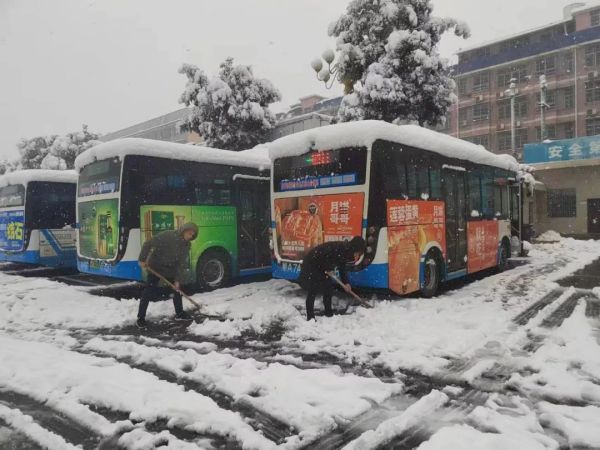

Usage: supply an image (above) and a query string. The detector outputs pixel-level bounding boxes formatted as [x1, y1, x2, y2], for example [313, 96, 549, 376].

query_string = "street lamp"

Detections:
[504, 77, 518, 159]
[539, 74, 549, 141]
[311, 49, 338, 89]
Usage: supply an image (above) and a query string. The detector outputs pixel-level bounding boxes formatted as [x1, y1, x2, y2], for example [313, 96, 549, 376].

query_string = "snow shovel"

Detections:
[326, 271, 373, 310]
[144, 265, 222, 320]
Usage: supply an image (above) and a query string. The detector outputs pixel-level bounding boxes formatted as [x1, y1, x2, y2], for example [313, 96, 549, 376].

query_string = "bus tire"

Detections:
[421, 251, 441, 298]
[498, 239, 510, 272]
[196, 249, 231, 290]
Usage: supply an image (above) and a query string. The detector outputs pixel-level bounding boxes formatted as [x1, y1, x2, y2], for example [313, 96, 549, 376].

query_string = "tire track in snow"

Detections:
[0, 390, 101, 449]
[72, 343, 293, 445]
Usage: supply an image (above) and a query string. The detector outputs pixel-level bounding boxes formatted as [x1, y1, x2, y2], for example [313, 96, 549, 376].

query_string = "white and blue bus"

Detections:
[269, 121, 523, 297]
[74, 138, 272, 288]
[0, 170, 78, 268]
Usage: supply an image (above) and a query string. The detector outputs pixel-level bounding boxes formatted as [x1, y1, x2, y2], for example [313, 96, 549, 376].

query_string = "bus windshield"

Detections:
[78, 158, 121, 197]
[273, 147, 367, 192]
[0, 185, 25, 207]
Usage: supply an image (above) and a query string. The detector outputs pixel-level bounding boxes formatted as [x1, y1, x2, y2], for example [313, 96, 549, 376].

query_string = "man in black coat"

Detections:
[297, 236, 366, 321]
[136, 222, 199, 328]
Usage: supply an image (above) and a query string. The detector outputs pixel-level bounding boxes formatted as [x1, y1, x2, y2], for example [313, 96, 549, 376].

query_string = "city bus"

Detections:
[74, 138, 271, 288]
[0, 169, 77, 268]
[269, 120, 522, 297]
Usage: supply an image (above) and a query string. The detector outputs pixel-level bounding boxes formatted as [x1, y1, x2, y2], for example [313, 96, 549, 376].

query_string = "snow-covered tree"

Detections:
[178, 58, 281, 150]
[44, 124, 100, 169]
[17, 135, 57, 169]
[328, 0, 470, 126]
[16, 125, 100, 171]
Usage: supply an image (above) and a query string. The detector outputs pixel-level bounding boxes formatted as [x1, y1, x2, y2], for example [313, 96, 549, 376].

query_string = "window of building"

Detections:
[463, 135, 490, 147]
[515, 128, 529, 148]
[547, 189, 576, 217]
[497, 69, 511, 88]
[535, 125, 556, 141]
[586, 117, 600, 136]
[472, 103, 490, 122]
[497, 65, 528, 88]
[536, 56, 556, 75]
[564, 53, 574, 73]
[585, 80, 600, 103]
[459, 107, 469, 124]
[563, 86, 575, 109]
[497, 132, 512, 151]
[475, 47, 491, 58]
[536, 90, 556, 110]
[585, 44, 600, 66]
[592, 9, 600, 26]
[563, 122, 575, 139]
[472, 72, 489, 92]
[458, 78, 467, 95]
[498, 97, 528, 119]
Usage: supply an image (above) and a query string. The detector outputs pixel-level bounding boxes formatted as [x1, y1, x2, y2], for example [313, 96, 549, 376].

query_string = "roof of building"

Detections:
[268, 120, 519, 171]
[0, 170, 77, 188]
[74, 138, 270, 171]
[100, 108, 191, 142]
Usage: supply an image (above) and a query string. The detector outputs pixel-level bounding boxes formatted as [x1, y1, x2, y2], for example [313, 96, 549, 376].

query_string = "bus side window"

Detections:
[481, 168, 494, 219]
[407, 164, 417, 199]
[430, 167, 442, 199]
[416, 163, 430, 200]
[468, 172, 482, 217]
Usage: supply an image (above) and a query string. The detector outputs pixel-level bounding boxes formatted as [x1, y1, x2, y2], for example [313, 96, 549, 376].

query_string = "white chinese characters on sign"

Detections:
[589, 140, 600, 156]
[548, 146, 563, 160]
[568, 143, 583, 159]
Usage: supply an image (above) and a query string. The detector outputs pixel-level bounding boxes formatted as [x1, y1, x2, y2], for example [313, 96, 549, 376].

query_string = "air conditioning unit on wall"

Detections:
[587, 108, 598, 116]
[497, 123, 506, 130]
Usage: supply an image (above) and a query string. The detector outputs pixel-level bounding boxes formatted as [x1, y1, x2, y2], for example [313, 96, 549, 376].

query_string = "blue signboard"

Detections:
[280, 173, 357, 192]
[524, 136, 600, 164]
[0, 210, 25, 251]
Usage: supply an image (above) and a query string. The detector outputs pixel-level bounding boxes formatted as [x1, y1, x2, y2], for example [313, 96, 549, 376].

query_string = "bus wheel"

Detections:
[196, 250, 230, 290]
[498, 240, 510, 272]
[421, 253, 440, 298]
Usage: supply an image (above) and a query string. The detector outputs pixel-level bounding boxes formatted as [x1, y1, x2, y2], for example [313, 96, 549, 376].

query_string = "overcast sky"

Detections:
[0, 0, 572, 159]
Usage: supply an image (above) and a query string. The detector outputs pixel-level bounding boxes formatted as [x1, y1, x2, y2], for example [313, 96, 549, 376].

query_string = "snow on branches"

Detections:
[178, 58, 281, 150]
[329, 0, 470, 126]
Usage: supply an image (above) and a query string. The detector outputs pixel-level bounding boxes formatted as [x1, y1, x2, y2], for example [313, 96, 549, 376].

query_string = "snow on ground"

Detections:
[0, 236, 599, 448]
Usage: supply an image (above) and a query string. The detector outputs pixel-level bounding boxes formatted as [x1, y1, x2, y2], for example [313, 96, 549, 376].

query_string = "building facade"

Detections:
[524, 135, 600, 237]
[100, 108, 201, 144]
[449, 2, 600, 159]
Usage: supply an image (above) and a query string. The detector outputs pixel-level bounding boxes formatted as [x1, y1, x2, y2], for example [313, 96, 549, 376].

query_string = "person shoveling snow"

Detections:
[297, 236, 367, 321]
[136, 222, 199, 328]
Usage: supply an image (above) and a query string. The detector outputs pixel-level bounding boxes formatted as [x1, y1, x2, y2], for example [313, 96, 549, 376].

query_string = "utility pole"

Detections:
[539, 74, 548, 141]
[508, 77, 517, 158]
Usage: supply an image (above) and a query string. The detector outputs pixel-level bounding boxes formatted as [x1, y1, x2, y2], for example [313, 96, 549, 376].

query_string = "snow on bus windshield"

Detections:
[78, 158, 121, 197]
[0, 185, 25, 207]
[273, 147, 367, 192]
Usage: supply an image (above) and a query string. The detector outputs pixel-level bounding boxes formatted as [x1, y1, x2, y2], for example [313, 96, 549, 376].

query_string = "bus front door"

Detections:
[235, 178, 271, 271]
[443, 169, 467, 273]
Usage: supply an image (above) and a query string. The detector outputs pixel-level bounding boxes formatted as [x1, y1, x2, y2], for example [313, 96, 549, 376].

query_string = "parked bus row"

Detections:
[0, 121, 533, 297]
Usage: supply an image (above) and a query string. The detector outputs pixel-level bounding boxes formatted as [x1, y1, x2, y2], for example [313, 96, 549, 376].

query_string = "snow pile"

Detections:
[268, 121, 519, 171]
[538, 403, 600, 448]
[536, 230, 562, 243]
[75, 137, 270, 172]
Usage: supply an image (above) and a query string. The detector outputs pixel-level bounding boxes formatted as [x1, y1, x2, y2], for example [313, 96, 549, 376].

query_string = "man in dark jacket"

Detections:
[136, 222, 199, 328]
[297, 236, 366, 321]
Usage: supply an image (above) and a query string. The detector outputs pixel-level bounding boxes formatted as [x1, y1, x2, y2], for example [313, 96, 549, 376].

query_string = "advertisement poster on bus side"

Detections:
[467, 221, 499, 273]
[274, 193, 364, 260]
[387, 200, 445, 295]
[140, 205, 238, 281]
[78, 199, 119, 260]
[0, 210, 25, 251]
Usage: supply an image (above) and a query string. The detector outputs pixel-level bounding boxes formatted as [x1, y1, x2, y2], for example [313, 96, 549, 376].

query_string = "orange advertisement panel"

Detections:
[467, 221, 499, 273]
[387, 200, 446, 295]
[274, 193, 364, 260]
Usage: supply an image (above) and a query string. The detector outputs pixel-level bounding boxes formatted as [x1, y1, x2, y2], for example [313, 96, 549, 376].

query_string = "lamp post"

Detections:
[539, 74, 548, 141]
[311, 49, 338, 89]
[505, 77, 517, 159]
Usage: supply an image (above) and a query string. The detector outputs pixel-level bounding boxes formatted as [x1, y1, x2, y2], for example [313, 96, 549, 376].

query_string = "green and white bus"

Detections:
[74, 138, 271, 288]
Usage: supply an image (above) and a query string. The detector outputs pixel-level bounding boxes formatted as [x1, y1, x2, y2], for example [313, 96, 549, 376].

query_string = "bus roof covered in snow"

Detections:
[0, 169, 77, 189]
[267, 120, 519, 172]
[74, 138, 270, 171]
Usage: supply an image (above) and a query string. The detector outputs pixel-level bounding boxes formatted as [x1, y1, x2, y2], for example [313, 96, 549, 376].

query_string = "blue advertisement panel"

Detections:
[0, 210, 25, 251]
[524, 136, 600, 164]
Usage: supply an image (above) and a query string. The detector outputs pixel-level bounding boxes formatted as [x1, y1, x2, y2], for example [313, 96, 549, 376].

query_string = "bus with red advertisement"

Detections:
[269, 120, 522, 297]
